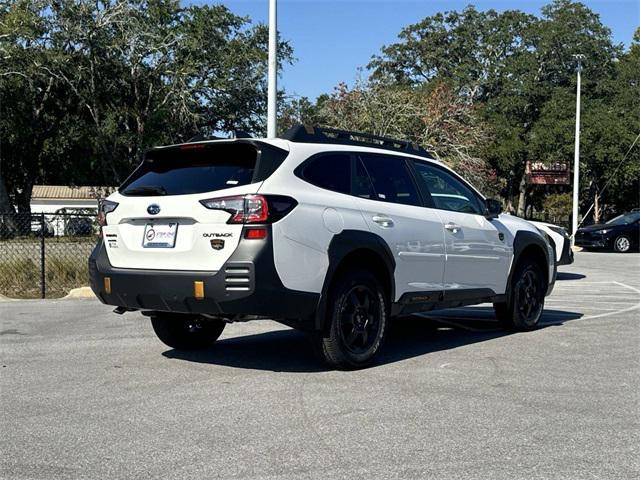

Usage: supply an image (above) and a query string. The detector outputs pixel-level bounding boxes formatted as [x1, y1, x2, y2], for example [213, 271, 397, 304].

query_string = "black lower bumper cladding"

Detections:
[88, 227, 319, 323]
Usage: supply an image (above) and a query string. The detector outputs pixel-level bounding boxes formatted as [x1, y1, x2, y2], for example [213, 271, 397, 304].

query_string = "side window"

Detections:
[352, 157, 376, 200]
[412, 161, 484, 215]
[359, 154, 421, 206]
[300, 154, 351, 194]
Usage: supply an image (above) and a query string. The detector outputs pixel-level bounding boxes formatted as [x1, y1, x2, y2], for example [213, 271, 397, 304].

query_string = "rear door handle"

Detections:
[372, 215, 394, 228]
[444, 222, 461, 234]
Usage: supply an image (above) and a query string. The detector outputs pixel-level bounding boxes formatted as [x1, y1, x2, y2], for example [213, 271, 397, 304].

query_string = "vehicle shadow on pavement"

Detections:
[162, 307, 583, 372]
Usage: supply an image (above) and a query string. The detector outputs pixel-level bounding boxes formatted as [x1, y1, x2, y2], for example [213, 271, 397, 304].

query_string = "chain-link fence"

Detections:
[0, 212, 98, 299]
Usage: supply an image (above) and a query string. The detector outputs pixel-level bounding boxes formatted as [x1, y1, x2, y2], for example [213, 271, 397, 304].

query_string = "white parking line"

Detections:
[418, 281, 640, 330]
[579, 282, 640, 320]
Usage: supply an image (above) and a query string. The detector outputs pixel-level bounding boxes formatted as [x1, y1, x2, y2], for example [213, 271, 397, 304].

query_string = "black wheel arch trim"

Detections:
[315, 230, 396, 332]
[506, 230, 554, 302]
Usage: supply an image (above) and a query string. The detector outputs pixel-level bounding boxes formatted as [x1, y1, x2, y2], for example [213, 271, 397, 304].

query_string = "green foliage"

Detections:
[368, 0, 638, 215]
[541, 192, 573, 226]
[0, 253, 90, 299]
[308, 78, 501, 196]
[1, 0, 637, 218]
[0, 0, 293, 211]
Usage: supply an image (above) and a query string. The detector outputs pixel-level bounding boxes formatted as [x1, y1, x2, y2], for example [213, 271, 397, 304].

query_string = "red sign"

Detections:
[526, 161, 570, 185]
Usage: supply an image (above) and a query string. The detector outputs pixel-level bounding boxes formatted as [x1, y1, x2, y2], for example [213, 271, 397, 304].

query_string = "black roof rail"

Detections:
[281, 124, 433, 158]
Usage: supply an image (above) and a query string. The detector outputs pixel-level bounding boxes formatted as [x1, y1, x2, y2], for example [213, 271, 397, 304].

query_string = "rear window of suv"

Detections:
[120, 142, 285, 196]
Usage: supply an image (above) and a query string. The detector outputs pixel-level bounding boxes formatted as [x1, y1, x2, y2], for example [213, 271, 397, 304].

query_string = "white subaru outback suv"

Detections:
[90, 125, 555, 369]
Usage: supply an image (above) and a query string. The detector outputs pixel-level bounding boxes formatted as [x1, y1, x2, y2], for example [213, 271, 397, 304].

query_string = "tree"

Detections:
[579, 28, 640, 219]
[312, 78, 499, 195]
[368, 1, 631, 216]
[0, 0, 293, 212]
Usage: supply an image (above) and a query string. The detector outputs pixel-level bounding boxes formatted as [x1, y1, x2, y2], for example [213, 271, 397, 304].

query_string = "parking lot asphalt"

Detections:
[1, 251, 639, 480]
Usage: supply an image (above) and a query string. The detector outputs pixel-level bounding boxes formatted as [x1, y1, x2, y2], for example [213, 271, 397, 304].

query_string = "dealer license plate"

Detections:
[142, 222, 178, 248]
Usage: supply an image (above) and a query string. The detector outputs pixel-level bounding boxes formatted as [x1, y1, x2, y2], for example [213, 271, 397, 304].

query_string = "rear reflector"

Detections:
[104, 277, 112, 294]
[244, 228, 267, 239]
[194, 281, 204, 299]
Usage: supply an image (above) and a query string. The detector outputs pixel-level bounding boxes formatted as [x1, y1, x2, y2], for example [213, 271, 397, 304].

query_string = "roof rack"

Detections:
[281, 124, 433, 158]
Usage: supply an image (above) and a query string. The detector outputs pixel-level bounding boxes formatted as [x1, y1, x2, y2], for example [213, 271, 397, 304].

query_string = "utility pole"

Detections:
[571, 54, 584, 241]
[267, 0, 277, 138]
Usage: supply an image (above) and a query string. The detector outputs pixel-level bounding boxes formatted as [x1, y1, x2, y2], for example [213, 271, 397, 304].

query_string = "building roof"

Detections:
[31, 185, 116, 200]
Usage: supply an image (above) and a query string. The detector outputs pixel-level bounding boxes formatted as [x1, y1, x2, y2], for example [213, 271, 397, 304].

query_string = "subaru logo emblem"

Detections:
[147, 204, 160, 215]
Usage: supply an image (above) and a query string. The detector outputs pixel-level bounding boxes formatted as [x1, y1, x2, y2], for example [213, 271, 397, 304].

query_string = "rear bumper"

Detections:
[88, 230, 319, 324]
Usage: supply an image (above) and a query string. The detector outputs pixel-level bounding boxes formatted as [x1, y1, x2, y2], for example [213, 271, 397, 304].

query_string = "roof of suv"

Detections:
[150, 124, 438, 163]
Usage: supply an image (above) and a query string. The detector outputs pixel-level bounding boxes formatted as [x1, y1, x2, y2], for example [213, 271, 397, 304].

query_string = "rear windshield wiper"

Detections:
[122, 185, 167, 196]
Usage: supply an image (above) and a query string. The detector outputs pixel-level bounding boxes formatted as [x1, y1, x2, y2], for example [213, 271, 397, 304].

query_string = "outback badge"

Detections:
[210, 239, 225, 250]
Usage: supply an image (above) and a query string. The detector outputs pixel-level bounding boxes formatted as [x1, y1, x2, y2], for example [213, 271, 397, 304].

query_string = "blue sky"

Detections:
[193, 1, 639, 100]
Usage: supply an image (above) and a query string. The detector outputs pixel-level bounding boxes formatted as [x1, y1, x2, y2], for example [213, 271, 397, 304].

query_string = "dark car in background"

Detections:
[64, 217, 94, 236]
[575, 211, 640, 253]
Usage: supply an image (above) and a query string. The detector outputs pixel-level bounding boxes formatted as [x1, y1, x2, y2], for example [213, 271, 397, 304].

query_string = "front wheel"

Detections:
[314, 269, 388, 370]
[613, 235, 631, 253]
[494, 259, 546, 331]
[150, 313, 226, 350]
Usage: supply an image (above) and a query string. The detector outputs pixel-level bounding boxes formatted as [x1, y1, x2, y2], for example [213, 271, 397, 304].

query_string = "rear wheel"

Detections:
[613, 235, 631, 253]
[494, 259, 546, 331]
[150, 313, 226, 350]
[314, 269, 388, 370]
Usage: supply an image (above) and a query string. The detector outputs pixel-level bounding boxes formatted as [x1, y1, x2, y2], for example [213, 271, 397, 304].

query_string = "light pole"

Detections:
[267, 0, 277, 138]
[571, 54, 584, 241]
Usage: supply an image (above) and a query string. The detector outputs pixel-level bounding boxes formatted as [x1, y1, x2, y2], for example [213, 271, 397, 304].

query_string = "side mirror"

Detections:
[485, 198, 502, 219]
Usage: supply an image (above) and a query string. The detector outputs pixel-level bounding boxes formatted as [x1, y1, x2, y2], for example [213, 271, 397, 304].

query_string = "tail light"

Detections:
[200, 194, 297, 224]
[97, 199, 118, 227]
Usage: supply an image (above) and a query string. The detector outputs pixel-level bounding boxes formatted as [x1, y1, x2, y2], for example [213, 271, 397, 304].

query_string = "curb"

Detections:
[0, 287, 95, 301]
[63, 287, 96, 299]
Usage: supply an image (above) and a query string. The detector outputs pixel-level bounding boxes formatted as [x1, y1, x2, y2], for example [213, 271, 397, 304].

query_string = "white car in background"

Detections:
[529, 220, 573, 266]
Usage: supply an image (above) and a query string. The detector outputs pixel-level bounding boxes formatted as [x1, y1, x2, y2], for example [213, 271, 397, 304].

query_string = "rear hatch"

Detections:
[101, 141, 287, 271]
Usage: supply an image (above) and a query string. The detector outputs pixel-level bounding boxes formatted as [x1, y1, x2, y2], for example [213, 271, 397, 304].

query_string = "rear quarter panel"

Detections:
[259, 144, 369, 293]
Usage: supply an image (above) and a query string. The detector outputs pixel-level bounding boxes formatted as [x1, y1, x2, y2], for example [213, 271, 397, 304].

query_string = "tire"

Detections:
[314, 269, 388, 370]
[613, 235, 631, 253]
[494, 259, 546, 331]
[150, 313, 226, 350]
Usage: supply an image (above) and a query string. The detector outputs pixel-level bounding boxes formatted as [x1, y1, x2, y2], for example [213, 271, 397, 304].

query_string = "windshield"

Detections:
[606, 212, 640, 225]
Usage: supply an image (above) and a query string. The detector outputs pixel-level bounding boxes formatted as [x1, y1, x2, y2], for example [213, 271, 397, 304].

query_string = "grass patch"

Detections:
[0, 255, 89, 299]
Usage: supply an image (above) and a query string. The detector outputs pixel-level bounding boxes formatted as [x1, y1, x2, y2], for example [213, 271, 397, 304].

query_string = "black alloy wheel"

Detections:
[494, 259, 546, 331]
[513, 267, 544, 326]
[338, 285, 381, 355]
[315, 269, 388, 370]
